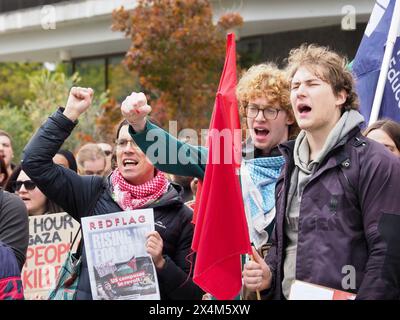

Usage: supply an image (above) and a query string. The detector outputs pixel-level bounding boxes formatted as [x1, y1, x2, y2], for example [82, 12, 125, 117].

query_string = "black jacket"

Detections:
[0, 189, 29, 270]
[22, 108, 203, 300]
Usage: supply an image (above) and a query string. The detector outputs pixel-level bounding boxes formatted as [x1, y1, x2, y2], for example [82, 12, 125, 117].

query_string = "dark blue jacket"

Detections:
[0, 241, 24, 300]
[22, 108, 203, 300]
[264, 128, 400, 300]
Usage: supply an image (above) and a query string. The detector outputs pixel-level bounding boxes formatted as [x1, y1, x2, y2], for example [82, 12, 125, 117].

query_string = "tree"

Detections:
[0, 62, 42, 106]
[112, 0, 243, 131]
[24, 69, 110, 152]
[0, 105, 33, 164]
[0, 69, 112, 162]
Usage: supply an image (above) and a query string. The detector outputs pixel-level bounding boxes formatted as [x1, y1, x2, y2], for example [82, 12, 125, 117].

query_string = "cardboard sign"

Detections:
[22, 212, 80, 300]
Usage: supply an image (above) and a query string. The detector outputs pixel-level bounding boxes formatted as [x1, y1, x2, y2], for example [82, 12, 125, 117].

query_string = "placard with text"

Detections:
[82, 209, 160, 300]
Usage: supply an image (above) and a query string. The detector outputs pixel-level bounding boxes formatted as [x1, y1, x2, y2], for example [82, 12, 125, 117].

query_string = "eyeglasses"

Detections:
[115, 139, 138, 149]
[245, 105, 282, 120]
[12, 180, 36, 192]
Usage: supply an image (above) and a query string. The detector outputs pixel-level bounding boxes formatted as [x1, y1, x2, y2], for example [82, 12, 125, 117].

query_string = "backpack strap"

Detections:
[338, 134, 367, 210]
[74, 178, 106, 257]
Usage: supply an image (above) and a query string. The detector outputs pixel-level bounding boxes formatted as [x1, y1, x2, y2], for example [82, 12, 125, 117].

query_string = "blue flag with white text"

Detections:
[352, 0, 400, 123]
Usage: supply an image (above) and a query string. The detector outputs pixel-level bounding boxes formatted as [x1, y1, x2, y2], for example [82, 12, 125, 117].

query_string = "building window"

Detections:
[108, 56, 141, 103]
[71, 55, 141, 103]
[74, 58, 106, 94]
[237, 37, 264, 69]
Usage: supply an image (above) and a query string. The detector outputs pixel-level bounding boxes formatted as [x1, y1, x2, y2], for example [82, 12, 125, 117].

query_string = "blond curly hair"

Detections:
[236, 63, 299, 139]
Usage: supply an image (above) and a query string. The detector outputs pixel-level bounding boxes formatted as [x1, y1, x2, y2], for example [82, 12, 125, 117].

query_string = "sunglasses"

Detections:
[12, 180, 37, 192]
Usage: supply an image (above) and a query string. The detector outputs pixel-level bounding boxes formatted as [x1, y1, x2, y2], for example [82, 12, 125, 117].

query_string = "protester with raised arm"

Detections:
[122, 64, 299, 250]
[22, 87, 203, 300]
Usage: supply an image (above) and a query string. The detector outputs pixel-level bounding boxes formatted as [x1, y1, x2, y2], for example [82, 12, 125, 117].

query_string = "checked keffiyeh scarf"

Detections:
[111, 169, 169, 211]
[240, 156, 285, 249]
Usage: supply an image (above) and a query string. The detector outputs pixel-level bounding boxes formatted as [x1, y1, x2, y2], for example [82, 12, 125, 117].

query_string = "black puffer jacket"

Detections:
[22, 108, 203, 300]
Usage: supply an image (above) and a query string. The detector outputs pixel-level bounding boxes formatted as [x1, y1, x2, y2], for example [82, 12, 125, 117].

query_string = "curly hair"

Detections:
[236, 63, 299, 139]
[286, 44, 359, 112]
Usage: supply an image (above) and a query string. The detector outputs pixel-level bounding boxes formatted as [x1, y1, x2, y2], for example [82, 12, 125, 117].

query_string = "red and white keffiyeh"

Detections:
[111, 169, 169, 210]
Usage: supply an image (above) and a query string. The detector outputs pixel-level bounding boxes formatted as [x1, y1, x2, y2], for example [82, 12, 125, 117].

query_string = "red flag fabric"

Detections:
[192, 33, 252, 300]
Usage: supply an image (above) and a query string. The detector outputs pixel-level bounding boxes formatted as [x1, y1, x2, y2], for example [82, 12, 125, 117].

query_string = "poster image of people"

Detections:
[94, 256, 157, 300]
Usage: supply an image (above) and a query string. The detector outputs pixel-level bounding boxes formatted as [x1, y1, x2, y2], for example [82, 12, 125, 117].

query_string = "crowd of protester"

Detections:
[1, 43, 400, 300]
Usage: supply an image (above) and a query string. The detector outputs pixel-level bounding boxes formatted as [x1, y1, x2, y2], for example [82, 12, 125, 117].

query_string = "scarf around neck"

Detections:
[111, 169, 169, 211]
[241, 156, 285, 248]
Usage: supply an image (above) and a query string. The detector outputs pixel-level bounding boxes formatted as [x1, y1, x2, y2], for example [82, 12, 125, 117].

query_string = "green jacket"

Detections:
[129, 121, 207, 179]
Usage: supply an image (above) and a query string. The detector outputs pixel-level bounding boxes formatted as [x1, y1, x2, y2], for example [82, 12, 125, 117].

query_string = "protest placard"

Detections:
[82, 209, 160, 300]
[22, 212, 80, 300]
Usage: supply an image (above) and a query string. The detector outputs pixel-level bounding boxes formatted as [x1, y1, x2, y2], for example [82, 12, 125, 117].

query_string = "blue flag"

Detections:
[352, 0, 400, 123]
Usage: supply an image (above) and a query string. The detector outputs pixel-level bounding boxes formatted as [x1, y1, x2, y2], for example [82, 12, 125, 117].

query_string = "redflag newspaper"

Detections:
[81, 209, 160, 300]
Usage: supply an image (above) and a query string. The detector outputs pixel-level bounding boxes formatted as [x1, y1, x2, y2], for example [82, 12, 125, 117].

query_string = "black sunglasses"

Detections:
[12, 180, 37, 192]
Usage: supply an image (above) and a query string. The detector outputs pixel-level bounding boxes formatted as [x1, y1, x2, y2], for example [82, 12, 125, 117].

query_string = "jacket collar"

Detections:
[278, 127, 362, 175]
[242, 137, 282, 159]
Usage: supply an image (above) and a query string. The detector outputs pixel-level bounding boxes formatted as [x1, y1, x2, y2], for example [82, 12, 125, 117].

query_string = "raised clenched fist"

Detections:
[63, 87, 94, 121]
[121, 92, 152, 132]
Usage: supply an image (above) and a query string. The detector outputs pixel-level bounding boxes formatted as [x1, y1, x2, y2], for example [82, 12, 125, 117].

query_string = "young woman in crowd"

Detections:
[53, 149, 78, 172]
[363, 119, 400, 157]
[5, 165, 63, 216]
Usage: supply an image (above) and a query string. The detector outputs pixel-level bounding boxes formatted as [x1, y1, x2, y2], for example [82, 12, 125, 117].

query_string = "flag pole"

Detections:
[369, 0, 400, 125]
[249, 253, 261, 300]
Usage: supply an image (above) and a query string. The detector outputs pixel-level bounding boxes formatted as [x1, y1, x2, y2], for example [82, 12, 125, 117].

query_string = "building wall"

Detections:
[238, 23, 367, 68]
[0, 0, 374, 62]
[0, 0, 375, 101]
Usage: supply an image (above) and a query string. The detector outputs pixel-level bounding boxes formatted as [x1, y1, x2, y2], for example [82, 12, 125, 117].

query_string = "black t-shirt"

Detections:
[0, 189, 29, 270]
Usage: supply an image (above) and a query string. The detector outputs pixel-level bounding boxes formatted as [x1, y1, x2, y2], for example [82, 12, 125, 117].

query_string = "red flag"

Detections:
[192, 33, 252, 300]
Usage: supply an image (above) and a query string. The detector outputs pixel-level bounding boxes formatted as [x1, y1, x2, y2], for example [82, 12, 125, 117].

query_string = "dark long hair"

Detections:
[5, 165, 64, 214]
[56, 149, 78, 172]
[363, 119, 400, 152]
[0, 157, 8, 188]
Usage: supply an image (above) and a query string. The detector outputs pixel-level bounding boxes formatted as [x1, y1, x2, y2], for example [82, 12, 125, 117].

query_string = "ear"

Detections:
[285, 112, 295, 126]
[335, 89, 347, 107]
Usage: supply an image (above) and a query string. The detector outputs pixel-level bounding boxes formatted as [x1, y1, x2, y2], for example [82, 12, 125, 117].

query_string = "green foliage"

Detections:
[24, 69, 109, 153]
[0, 69, 109, 162]
[0, 105, 33, 163]
[24, 69, 80, 130]
[0, 62, 42, 106]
